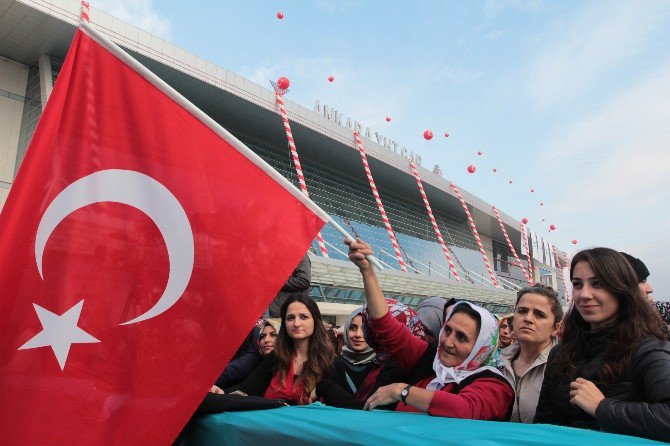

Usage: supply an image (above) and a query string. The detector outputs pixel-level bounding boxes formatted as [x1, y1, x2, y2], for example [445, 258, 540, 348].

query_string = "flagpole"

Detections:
[77, 22, 384, 271]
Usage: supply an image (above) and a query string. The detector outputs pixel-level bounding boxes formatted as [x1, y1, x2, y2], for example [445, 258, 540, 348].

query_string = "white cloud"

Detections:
[527, 1, 669, 108]
[541, 59, 670, 211]
[536, 60, 670, 297]
[92, 0, 172, 40]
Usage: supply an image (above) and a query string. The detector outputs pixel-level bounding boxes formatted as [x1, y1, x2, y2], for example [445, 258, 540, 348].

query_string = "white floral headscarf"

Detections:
[427, 301, 505, 389]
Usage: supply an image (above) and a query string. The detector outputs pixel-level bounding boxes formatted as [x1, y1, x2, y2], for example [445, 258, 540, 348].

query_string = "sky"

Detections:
[91, 0, 670, 300]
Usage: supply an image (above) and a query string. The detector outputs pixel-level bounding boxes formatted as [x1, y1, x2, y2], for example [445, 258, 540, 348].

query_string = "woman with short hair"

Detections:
[499, 284, 563, 422]
[534, 248, 670, 442]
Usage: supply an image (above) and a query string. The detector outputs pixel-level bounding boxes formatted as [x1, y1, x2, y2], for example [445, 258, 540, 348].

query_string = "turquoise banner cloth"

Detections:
[182, 403, 665, 445]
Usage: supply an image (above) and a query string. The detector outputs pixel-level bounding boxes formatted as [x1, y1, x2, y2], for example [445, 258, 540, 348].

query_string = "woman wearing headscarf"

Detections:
[416, 297, 448, 345]
[348, 238, 513, 420]
[313, 303, 411, 410]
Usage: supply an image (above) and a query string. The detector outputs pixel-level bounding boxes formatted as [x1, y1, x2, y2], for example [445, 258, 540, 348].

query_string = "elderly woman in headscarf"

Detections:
[312, 302, 412, 410]
[348, 238, 513, 420]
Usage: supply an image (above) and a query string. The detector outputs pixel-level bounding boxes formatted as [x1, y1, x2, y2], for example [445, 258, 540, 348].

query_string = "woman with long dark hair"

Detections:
[534, 248, 670, 442]
[229, 293, 335, 404]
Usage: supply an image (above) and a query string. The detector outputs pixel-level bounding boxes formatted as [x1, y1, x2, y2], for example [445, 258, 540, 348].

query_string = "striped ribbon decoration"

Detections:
[520, 223, 534, 282]
[274, 91, 328, 257]
[553, 245, 571, 306]
[353, 131, 406, 272]
[408, 159, 460, 280]
[449, 182, 499, 288]
[492, 206, 532, 284]
[81, 0, 90, 22]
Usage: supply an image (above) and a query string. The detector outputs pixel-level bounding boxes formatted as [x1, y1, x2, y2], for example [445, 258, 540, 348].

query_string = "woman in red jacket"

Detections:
[229, 293, 335, 404]
[349, 238, 513, 420]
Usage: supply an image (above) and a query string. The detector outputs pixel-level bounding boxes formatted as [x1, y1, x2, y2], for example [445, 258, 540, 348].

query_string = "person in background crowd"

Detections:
[313, 305, 407, 410]
[620, 252, 654, 303]
[268, 254, 311, 317]
[534, 248, 670, 442]
[655, 301, 670, 328]
[498, 313, 514, 349]
[416, 297, 448, 345]
[228, 294, 335, 405]
[499, 284, 563, 423]
[258, 321, 277, 356]
[214, 319, 264, 390]
[348, 238, 513, 420]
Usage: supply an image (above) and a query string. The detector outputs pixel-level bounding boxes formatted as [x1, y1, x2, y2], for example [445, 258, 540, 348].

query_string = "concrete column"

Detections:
[38, 55, 53, 111]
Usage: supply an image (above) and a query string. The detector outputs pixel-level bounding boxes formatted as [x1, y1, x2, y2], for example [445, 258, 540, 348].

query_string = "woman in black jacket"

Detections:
[534, 248, 670, 442]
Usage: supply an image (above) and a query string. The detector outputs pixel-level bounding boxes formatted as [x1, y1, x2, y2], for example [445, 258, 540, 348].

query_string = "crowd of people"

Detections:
[203, 241, 670, 443]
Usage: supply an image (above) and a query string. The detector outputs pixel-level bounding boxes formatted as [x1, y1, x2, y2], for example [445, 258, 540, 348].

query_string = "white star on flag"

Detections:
[18, 300, 100, 370]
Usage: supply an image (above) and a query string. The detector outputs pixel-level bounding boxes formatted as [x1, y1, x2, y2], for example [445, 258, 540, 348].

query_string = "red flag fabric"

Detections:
[0, 26, 326, 445]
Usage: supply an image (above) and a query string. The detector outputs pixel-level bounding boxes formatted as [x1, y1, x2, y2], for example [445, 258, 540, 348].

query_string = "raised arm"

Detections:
[347, 238, 427, 370]
[346, 238, 387, 318]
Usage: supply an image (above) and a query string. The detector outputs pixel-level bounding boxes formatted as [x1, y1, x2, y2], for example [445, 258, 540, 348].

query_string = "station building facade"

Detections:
[0, 0, 568, 325]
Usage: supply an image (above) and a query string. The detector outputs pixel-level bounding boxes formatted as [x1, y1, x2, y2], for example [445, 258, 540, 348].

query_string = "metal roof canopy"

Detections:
[0, 0, 529, 250]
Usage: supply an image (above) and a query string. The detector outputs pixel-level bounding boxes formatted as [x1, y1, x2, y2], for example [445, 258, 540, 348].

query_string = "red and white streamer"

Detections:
[553, 246, 571, 306]
[275, 91, 328, 257]
[353, 131, 406, 272]
[492, 206, 531, 284]
[520, 223, 534, 282]
[81, 0, 90, 22]
[449, 182, 499, 288]
[408, 159, 460, 280]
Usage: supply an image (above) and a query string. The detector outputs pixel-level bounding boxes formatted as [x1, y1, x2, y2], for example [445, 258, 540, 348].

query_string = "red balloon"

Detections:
[530, 188, 535, 193]
[467, 164, 476, 174]
[277, 76, 290, 90]
[509, 180, 513, 184]
[572, 240, 578, 244]
[493, 168, 497, 172]
[328, 75, 334, 82]
[477, 150, 482, 156]
[277, 11, 284, 19]
[423, 130, 434, 140]
[444, 132, 449, 138]
[386, 117, 391, 122]
[522, 218, 528, 224]
[550, 224, 556, 230]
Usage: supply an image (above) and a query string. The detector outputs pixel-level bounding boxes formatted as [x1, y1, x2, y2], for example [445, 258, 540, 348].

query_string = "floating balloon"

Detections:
[493, 168, 497, 172]
[328, 75, 334, 82]
[386, 117, 391, 122]
[530, 188, 535, 193]
[522, 218, 528, 224]
[277, 76, 290, 90]
[423, 130, 434, 140]
[542, 218, 545, 222]
[540, 202, 544, 206]
[277, 11, 284, 19]
[572, 240, 578, 244]
[477, 150, 482, 156]
[509, 180, 513, 184]
[467, 164, 476, 174]
[550, 224, 556, 230]
[444, 132, 449, 138]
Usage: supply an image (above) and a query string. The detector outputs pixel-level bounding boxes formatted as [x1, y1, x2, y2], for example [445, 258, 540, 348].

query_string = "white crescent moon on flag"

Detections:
[34, 169, 194, 325]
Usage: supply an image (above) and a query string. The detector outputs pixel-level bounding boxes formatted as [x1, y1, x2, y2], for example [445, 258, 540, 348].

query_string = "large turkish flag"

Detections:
[0, 25, 326, 445]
